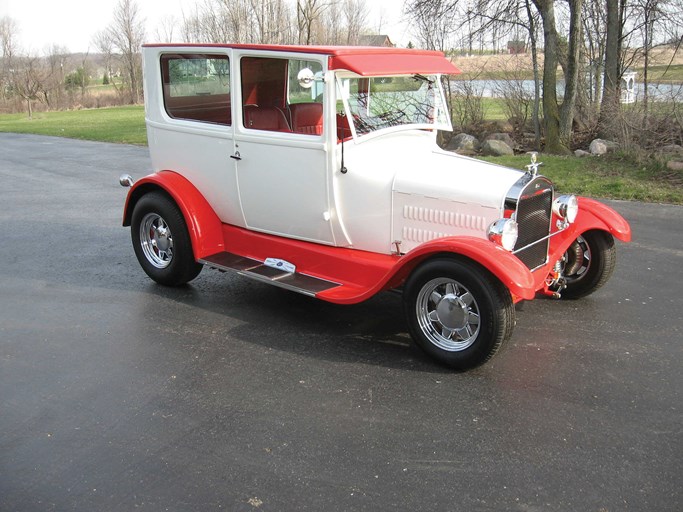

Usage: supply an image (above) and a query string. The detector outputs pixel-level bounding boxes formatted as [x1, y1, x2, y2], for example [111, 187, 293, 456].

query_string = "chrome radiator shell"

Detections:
[505, 175, 554, 270]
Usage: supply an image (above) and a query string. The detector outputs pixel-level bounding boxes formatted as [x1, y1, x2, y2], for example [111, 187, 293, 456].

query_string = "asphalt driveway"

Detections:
[1, 133, 681, 511]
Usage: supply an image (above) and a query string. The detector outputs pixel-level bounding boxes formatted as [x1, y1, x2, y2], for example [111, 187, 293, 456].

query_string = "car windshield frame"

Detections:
[335, 73, 452, 141]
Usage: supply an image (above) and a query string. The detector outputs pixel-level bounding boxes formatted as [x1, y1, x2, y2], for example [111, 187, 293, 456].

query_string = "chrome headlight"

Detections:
[488, 218, 518, 252]
[552, 195, 578, 223]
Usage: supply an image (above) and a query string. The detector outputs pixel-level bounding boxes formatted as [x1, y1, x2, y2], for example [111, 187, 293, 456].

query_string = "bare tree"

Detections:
[598, 0, 624, 137]
[312, 0, 371, 45]
[558, 0, 584, 146]
[609, 0, 682, 121]
[320, 1, 345, 44]
[94, 29, 120, 95]
[524, 0, 542, 149]
[343, 0, 369, 45]
[250, 0, 293, 44]
[530, 0, 584, 153]
[11, 54, 52, 118]
[470, 0, 543, 141]
[154, 15, 178, 43]
[181, 0, 369, 46]
[43, 44, 69, 108]
[0, 17, 18, 61]
[104, 0, 145, 104]
[179, 4, 204, 43]
[1, 16, 19, 102]
[179, 0, 293, 44]
[0, 17, 50, 115]
[404, 0, 463, 133]
[297, 0, 326, 45]
[583, 0, 608, 106]
[404, 0, 460, 52]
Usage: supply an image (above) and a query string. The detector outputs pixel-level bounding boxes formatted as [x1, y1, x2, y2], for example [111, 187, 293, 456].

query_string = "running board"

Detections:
[199, 251, 341, 297]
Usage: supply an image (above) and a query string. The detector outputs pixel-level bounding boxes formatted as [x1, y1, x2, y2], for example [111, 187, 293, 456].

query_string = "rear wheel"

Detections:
[403, 258, 514, 370]
[131, 192, 202, 286]
[561, 230, 616, 299]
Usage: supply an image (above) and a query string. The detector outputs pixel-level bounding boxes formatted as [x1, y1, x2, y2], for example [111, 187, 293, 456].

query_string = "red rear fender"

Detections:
[123, 171, 224, 260]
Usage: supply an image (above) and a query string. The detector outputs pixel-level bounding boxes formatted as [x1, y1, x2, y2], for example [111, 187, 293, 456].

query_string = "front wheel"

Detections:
[131, 191, 203, 286]
[560, 230, 616, 300]
[403, 258, 515, 370]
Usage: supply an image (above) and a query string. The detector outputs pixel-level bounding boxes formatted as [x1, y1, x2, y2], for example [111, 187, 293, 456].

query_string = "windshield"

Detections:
[337, 74, 451, 137]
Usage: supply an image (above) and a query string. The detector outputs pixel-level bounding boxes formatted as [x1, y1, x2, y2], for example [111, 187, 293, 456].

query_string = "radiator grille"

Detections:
[513, 184, 553, 269]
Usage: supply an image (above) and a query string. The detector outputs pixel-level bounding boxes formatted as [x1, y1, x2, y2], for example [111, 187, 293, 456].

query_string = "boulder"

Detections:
[481, 139, 514, 156]
[446, 133, 480, 154]
[589, 139, 607, 155]
[485, 132, 515, 149]
[589, 138, 619, 155]
[666, 160, 683, 172]
[660, 144, 683, 155]
[574, 149, 592, 158]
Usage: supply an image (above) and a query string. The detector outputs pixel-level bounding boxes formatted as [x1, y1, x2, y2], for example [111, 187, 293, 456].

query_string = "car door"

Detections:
[148, 49, 244, 226]
[232, 51, 335, 245]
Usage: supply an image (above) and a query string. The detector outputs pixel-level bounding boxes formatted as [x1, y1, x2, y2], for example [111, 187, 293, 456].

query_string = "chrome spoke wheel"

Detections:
[131, 192, 202, 286]
[415, 277, 481, 352]
[563, 235, 591, 283]
[560, 230, 617, 300]
[404, 258, 513, 369]
[139, 213, 174, 269]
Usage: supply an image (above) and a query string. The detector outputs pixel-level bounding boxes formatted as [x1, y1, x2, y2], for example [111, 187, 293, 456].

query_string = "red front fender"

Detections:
[396, 237, 537, 300]
[575, 197, 631, 242]
[122, 171, 224, 260]
[546, 197, 632, 267]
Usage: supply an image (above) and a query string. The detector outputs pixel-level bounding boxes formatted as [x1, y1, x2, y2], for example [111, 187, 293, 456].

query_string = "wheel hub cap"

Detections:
[415, 278, 481, 352]
[435, 294, 469, 330]
[140, 213, 174, 269]
[154, 226, 171, 252]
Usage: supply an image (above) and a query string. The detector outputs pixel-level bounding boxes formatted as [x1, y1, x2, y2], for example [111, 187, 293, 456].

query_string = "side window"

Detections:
[240, 56, 323, 136]
[160, 54, 231, 126]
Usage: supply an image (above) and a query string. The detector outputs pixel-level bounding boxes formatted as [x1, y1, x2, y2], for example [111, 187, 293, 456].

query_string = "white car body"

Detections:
[122, 44, 631, 370]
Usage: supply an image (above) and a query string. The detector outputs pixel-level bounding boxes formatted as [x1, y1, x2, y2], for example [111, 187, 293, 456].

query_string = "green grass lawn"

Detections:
[640, 64, 683, 82]
[1, 105, 681, 204]
[482, 154, 683, 205]
[481, 98, 508, 120]
[0, 106, 146, 145]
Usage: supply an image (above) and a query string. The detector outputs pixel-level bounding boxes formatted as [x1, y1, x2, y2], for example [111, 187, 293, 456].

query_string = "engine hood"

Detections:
[380, 135, 527, 253]
[335, 130, 532, 254]
[392, 146, 524, 209]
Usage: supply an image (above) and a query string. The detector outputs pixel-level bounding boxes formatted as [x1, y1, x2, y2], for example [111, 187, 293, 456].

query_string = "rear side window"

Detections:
[160, 54, 231, 126]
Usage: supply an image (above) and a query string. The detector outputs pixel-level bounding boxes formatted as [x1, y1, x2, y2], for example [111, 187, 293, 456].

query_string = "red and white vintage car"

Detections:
[121, 44, 631, 370]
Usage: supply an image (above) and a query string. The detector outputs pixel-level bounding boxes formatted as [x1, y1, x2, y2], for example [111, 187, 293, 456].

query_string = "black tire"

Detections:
[561, 230, 616, 300]
[403, 258, 515, 370]
[131, 191, 203, 286]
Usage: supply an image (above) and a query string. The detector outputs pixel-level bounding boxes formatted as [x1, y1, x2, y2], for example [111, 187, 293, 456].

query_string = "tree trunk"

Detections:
[559, 0, 583, 147]
[533, 0, 568, 154]
[599, 0, 621, 138]
[525, 0, 542, 151]
[643, 13, 653, 118]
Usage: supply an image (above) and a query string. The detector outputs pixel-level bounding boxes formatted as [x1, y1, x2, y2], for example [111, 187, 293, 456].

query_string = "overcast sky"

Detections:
[1, 0, 413, 54]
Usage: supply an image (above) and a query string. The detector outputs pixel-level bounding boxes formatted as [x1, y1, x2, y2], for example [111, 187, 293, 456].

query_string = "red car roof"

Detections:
[143, 43, 461, 76]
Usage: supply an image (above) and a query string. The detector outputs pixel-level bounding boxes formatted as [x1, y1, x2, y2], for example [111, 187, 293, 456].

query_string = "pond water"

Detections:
[452, 79, 683, 101]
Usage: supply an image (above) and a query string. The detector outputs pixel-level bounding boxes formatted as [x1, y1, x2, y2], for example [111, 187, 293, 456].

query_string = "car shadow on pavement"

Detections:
[140, 272, 452, 374]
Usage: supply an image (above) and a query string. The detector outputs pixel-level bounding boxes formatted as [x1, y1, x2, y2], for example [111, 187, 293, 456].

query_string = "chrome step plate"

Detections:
[199, 251, 341, 297]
